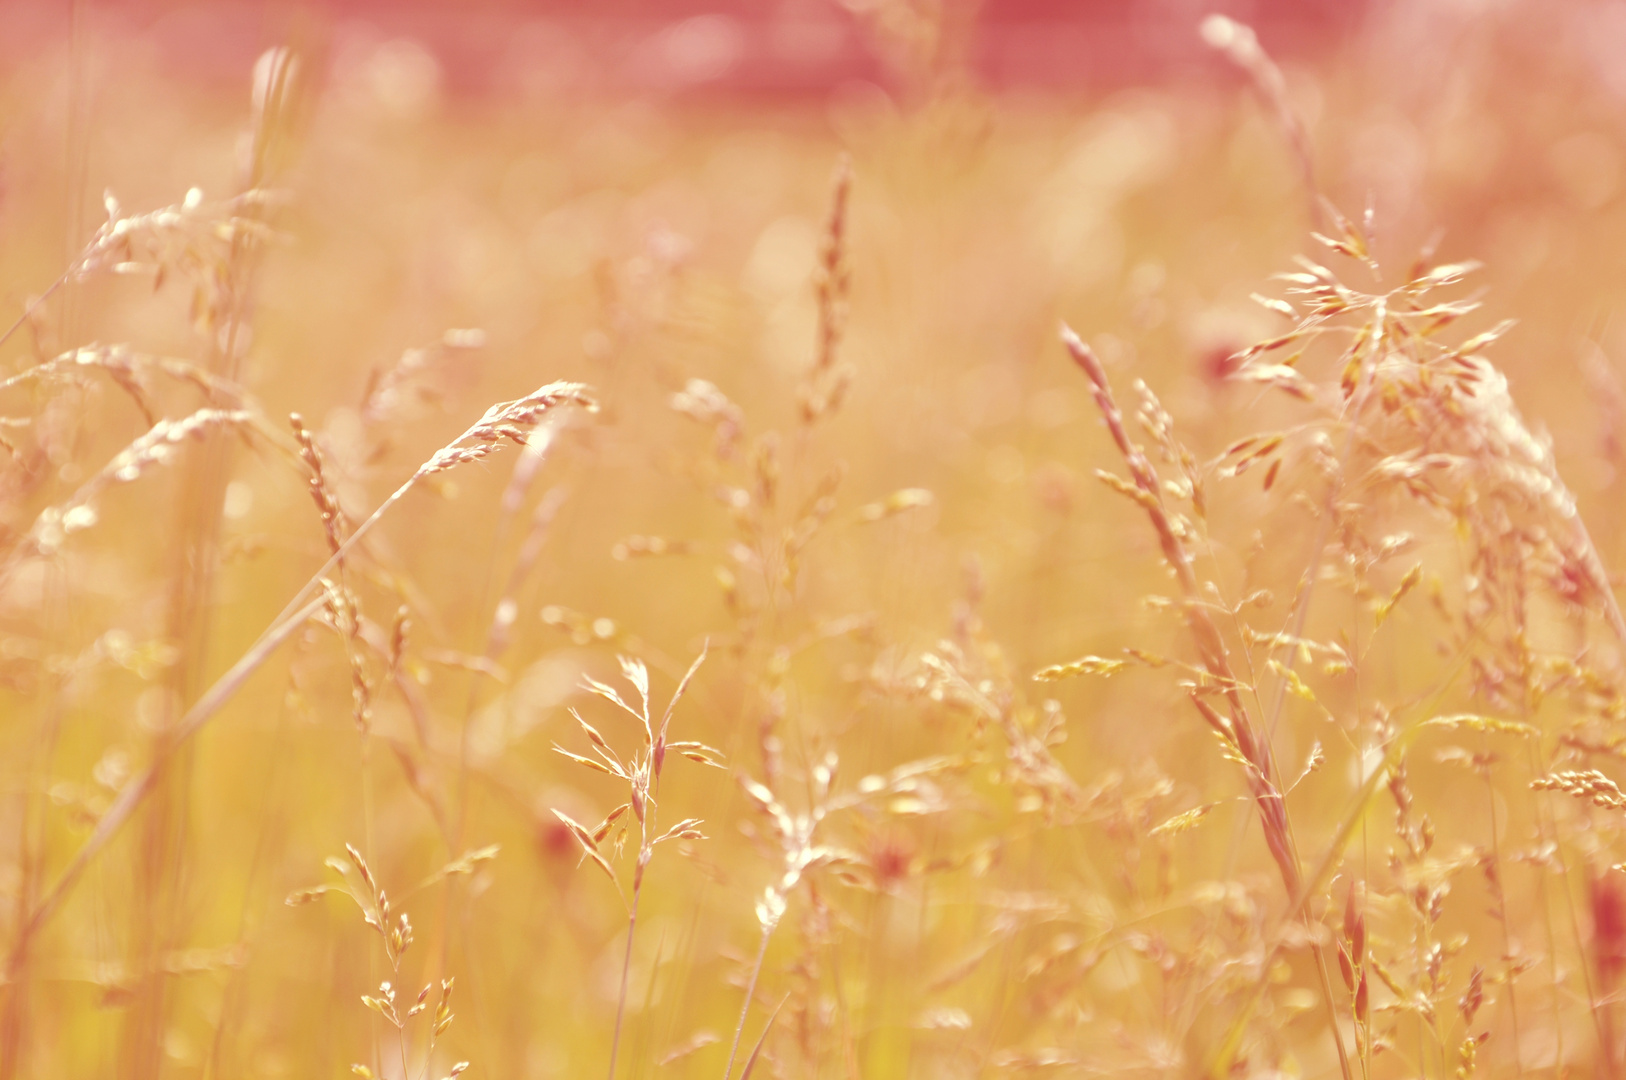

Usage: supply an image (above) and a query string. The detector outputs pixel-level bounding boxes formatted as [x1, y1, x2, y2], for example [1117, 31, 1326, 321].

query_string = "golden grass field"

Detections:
[10, 3, 1626, 1077]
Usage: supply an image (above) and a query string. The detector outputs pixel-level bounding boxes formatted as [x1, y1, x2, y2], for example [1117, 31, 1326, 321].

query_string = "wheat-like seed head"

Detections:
[1532, 769, 1626, 811]
[412, 381, 597, 480]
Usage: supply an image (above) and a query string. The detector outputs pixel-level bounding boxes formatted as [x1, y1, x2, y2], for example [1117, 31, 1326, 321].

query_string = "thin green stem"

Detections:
[724, 925, 773, 1080]
[608, 889, 642, 1080]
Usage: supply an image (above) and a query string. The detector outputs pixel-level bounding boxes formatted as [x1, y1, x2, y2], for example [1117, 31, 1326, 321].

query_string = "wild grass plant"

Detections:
[6, 7, 1626, 1079]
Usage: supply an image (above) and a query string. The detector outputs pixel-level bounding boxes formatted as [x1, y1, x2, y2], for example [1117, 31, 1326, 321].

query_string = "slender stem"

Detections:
[0, 267, 72, 359]
[1308, 944, 1352, 1079]
[2, 594, 325, 978]
[1208, 662, 1466, 1076]
[1550, 797, 1615, 1076]
[262, 469, 422, 634]
[724, 925, 773, 1080]
[610, 792, 654, 1080]
[1481, 743, 1524, 1074]
[608, 892, 640, 1080]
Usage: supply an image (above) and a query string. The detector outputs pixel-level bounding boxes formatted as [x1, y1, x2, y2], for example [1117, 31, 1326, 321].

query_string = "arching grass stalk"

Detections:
[4, 382, 597, 975]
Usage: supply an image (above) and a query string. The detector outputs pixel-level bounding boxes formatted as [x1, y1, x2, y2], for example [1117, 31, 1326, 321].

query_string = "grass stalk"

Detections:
[1062, 324, 1353, 1080]
[724, 926, 773, 1080]
[608, 873, 644, 1080]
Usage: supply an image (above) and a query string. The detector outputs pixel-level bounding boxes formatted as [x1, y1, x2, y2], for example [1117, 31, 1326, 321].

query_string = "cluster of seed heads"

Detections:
[291, 412, 347, 556]
[412, 382, 597, 481]
[1531, 769, 1626, 811]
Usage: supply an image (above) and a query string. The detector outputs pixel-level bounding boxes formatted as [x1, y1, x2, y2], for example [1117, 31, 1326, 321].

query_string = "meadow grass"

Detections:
[5, 8, 1626, 1079]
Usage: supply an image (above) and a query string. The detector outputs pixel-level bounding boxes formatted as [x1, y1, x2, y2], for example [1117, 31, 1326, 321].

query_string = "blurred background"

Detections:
[8, 1, 1626, 1078]
[0, 1, 1360, 95]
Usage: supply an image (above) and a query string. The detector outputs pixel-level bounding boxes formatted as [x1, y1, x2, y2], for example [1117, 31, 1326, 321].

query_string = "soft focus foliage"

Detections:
[9, 5, 1626, 1079]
